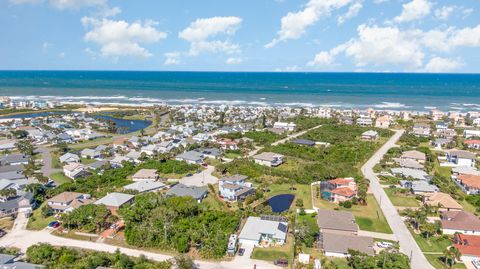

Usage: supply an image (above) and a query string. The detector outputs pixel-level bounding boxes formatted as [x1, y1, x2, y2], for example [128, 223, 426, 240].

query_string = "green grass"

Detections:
[411, 229, 452, 253]
[425, 254, 467, 269]
[384, 188, 420, 207]
[50, 172, 72, 185]
[27, 203, 55, 231]
[314, 194, 392, 234]
[0, 217, 14, 231]
[51, 151, 61, 169]
[251, 235, 294, 262]
[81, 157, 97, 165]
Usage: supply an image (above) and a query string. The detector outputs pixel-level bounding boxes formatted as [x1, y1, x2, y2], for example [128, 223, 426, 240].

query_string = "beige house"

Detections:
[422, 192, 462, 211]
[47, 192, 93, 213]
[253, 152, 284, 167]
[132, 169, 159, 181]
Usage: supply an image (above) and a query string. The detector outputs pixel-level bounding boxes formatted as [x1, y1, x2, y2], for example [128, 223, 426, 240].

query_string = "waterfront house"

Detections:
[322, 178, 357, 204]
[47, 192, 92, 213]
[253, 152, 284, 167]
[238, 216, 288, 246]
[218, 174, 254, 201]
[94, 192, 134, 215]
[440, 210, 480, 235]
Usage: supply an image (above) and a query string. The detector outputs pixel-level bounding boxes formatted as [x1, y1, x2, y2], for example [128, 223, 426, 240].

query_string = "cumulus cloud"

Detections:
[81, 17, 167, 59]
[424, 57, 463, 72]
[435, 6, 455, 20]
[394, 0, 432, 23]
[337, 1, 363, 25]
[163, 52, 181, 65]
[225, 57, 243, 64]
[179, 16, 242, 56]
[266, 0, 353, 48]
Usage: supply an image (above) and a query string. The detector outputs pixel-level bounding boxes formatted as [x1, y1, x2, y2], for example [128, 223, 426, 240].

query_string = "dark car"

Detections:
[274, 259, 288, 267]
[48, 221, 60, 228]
[186, 173, 193, 177]
[238, 248, 245, 256]
[0, 229, 6, 237]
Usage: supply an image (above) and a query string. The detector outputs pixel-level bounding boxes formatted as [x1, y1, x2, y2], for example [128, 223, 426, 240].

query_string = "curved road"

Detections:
[361, 129, 433, 269]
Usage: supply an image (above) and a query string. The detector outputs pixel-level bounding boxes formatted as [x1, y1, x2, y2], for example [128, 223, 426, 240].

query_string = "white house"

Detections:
[218, 174, 254, 201]
[464, 130, 480, 139]
[63, 163, 88, 179]
[273, 122, 296, 132]
[446, 150, 476, 167]
[238, 216, 288, 246]
[253, 152, 283, 167]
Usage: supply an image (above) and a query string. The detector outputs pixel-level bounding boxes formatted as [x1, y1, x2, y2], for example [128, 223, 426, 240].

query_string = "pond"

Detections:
[95, 115, 151, 134]
[264, 194, 295, 213]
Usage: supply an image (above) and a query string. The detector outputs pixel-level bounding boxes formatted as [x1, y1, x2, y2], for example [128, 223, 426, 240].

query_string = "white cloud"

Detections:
[274, 65, 300, 72]
[163, 52, 181, 65]
[179, 16, 242, 56]
[308, 51, 335, 66]
[9, 0, 42, 4]
[225, 57, 243, 64]
[462, 8, 473, 19]
[337, 1, 363, 25]
[394, 0, 432, 23]
[41, 42, 53, 53]
[49, 0, 106, 10]
[81, 17, 167, 59]
[434, 6, 455, 20]
[424, 57, 463, 72]
[266, 0, 353, 48]
[450, 25, 480, 48]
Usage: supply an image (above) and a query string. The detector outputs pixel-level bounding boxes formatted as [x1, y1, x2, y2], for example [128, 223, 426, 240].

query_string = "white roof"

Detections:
[94, 192, 134, 207]
[123, 180, 165, 193]
[238, 216, 288, 242]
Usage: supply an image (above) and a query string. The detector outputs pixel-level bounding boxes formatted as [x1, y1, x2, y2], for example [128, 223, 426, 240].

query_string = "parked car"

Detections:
[473, 259, 480, 269]
[202, 163, 208, 167]
[238, 248, 245, 256]
[47, 221, 60, 228]
[274, 259, 288, 267]
[377, 242, 394, 248]
[0, 229, 6, 237]
[186, 173, 193, 177]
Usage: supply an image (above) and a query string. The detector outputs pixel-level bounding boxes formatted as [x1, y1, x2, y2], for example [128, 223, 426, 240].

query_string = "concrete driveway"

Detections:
[179, 165, 218, 187]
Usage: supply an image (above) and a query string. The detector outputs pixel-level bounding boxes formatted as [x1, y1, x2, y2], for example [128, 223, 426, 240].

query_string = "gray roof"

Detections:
[0, 171, 27, 181]
[220, 174, 248, 183]
[391, 167, 430, 181]
[292, 139, 316, 146]
[88, 160, 109, 170]
[393, 158, 424, 170]
[1, 261, 44, 269]
[0, 165, 24, 173]
[448, 150, 476, 160]
[452, 166, 480, 176]
[176, 150, 204, 162]
[196, 148, 221, 157]
[0, 254, 15, 264]
[1, 154, 28, 165]
[317, 209, 358, 232]
[59, 153, 80, 163]
[322, 232, 374, 256]
[94, 192, 134, 207]
[400, 180, 439, 193]
[0, 192, 33, 212]
[123, 180, 166, 193]
[238, 216, 288, 242]
[166, 184, 207, 200]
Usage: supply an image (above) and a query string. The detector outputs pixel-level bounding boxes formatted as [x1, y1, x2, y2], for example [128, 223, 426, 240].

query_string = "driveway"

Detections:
[361, 129, 434, 269]
[36, 146, 61, 178]
[179, 165, 218, 186]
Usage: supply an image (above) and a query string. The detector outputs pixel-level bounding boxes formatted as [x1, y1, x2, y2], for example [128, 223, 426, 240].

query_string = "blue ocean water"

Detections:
[0, 71, 479, 111]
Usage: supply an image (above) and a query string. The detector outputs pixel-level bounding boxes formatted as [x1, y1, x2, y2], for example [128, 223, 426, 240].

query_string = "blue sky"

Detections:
[1, 0, 479, 72]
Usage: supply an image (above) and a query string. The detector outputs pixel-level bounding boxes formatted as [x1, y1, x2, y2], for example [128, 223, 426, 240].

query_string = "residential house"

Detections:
[217, 138, 239, 150]
[176, 150, 204, 165]
[292, 139, 316, 146]
[400, 180, 439, 194]
[317, 209, 358, 235]
[0, 253, 44, 268]
[440, 210, 480, 235]
[375, 115, 391, 128]
[465, 140, 480, 150]
[401, 150, 426, 163]
[195, 148, 221, 159]
[59, 153, 80, 164]
[422, 192, 462, 211]
[464, 130, 480, 139]
[47, 192, 93, 213]
[80, 148, 101, 159]
[433, 138, 452, 150]
[218, 174, 254, 201]
[0, 154, 28, 166]
[273, 122, 296, 131]
[435, 121, 449, 130]
[0, 140, 16, 151]
[0, 192, 33, 218]
[253, 152, 284, 167]
[391, 168, 430, 181]
[126, 151, 142, 163]
[392, 158, 424, 170]
[110, 155, 130, 168]
[446, 150, 476, 167]
[412, 124, 431, 137]
[361, 130, 379, 141]
[63, 163, 88, 179]
[322, 178, 357, 204]
[94, 192, 134, 215]
[454, 174, 480, 194]
[140, 144, 158, 156]
[123, 180, 166, 193]
[430, 109, 444, 121]
[356, 117, 373, 126]
[453, 234, 480, 262]
[238, 216, 288, 246]
[321, 232, 374, 258]
[132, 169, 159, 181]
[166, 183, 208, 203]
[157, 141, 175, 153]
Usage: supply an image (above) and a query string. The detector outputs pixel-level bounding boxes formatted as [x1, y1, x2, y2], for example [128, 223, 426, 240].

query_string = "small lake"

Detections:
[265, 194, 295, 213]
[95, 115, 151, 134]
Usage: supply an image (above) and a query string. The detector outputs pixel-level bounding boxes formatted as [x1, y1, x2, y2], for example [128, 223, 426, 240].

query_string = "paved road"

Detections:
[0, 217, 276, 269]
[36, 146, 61, 178]
[180, 165, 218, 186]
[361, 129, 433, 269]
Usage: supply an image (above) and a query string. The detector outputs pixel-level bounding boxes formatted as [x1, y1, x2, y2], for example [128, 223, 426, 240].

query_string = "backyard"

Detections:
[384, 187, 420, 207]
[251, 234, 294, 262]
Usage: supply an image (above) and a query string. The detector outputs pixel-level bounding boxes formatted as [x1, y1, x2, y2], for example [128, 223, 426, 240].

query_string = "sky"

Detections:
[1, 0, 479, 73]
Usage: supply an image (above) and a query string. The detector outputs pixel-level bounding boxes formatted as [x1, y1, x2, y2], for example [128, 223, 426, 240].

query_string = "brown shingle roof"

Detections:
[441, 211, 480, 231]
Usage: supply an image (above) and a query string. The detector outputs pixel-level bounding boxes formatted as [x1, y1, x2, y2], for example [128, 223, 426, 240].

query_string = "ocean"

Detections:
[0, 71, 479, 111]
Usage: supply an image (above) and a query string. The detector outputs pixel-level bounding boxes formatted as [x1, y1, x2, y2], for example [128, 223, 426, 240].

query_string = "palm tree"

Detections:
[443, 246, 461, 268]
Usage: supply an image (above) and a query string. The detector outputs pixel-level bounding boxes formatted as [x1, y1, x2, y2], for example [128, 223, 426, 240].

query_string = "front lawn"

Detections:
[50, 172, 72, 185]
[384, 188, 420, 207]
[425, 254, 467, 269]
[27, 202, 55, 231]
[251, 235, 294, 262]
[314, 194, 392, 234]
[411, 229, 452, 253]
[0, 217, 14, 231]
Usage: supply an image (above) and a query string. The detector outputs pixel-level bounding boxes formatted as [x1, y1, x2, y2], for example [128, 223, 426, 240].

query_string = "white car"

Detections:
[377, 242, 394, 248]
[472, 259, 480, 269]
